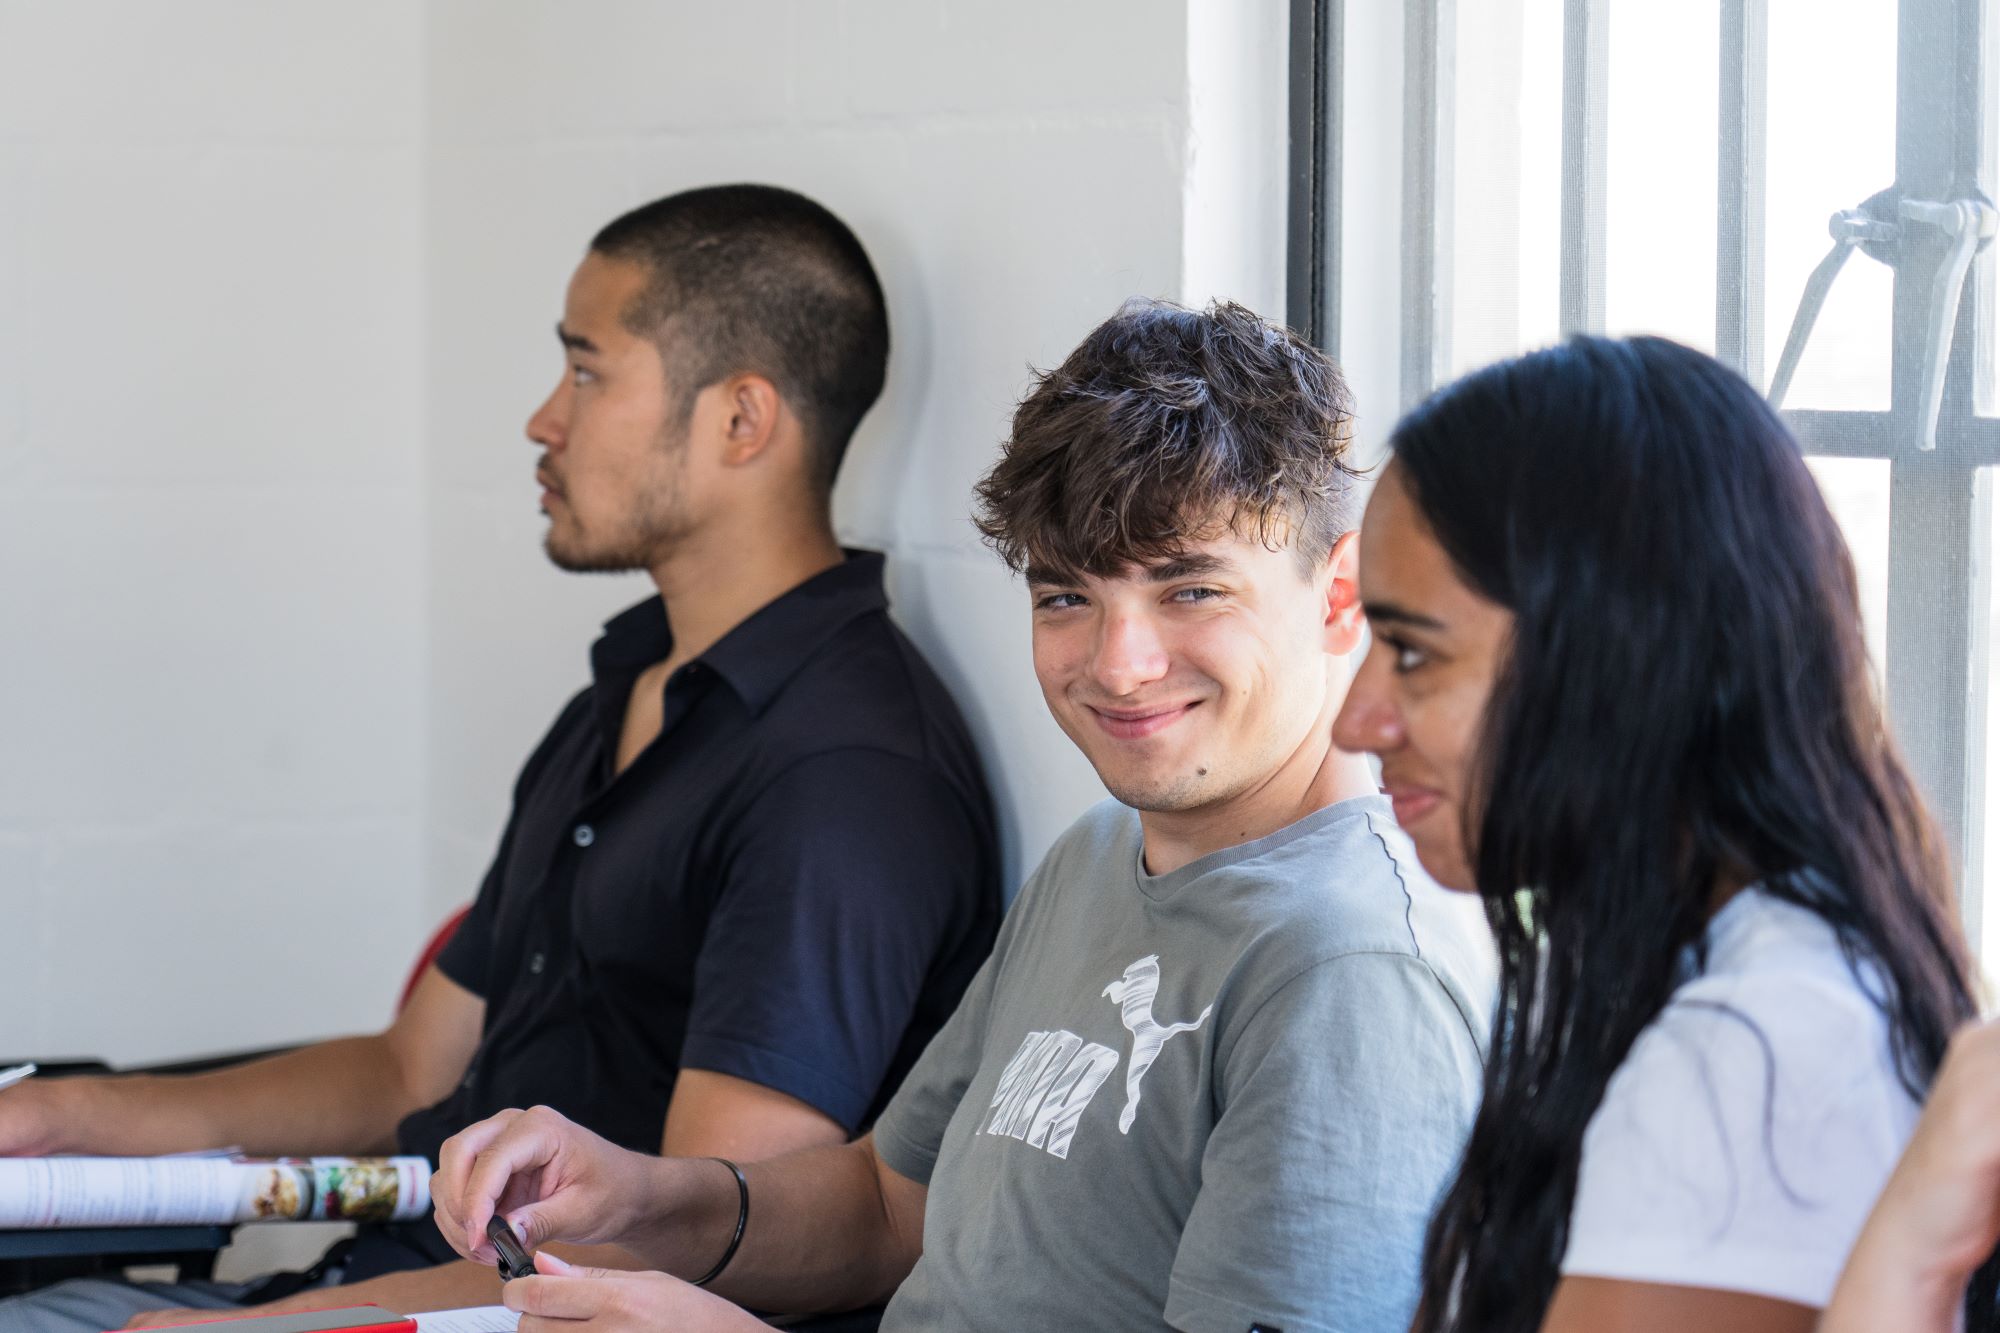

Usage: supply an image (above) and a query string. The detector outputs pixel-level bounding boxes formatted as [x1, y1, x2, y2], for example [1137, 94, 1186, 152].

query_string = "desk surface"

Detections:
[0, 1226, 232, 1260]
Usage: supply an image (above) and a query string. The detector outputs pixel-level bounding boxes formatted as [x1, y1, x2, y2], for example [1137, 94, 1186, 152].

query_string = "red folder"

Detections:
[102, 1307, 415, 1333]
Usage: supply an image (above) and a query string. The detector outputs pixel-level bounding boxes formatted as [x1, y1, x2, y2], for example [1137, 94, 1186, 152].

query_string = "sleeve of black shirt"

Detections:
[678, 746, 985, 1132]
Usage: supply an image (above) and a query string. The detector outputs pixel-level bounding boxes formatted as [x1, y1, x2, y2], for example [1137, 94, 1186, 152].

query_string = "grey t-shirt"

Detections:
[872, 794, 1496, 1333]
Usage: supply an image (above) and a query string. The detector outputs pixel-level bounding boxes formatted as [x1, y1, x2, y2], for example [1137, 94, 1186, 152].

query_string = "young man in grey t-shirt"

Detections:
[424, 300, 1498, 1332]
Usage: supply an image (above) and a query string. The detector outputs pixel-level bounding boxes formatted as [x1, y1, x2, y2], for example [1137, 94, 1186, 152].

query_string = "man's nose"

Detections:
[1089, 612, 1171, 696]
[526, 379, 568, 449]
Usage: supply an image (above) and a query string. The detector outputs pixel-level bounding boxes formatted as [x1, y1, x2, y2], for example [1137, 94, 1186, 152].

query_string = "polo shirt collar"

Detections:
[589, 549, 891, 717]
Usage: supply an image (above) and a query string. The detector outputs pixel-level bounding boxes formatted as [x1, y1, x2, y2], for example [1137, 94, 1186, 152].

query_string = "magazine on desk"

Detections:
[0, 1155, 431, 1228]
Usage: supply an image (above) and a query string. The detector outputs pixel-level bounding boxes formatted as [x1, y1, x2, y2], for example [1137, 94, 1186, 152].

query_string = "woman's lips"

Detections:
[1383, 782, 1443, 825]
[1087, 701, 1198, 740]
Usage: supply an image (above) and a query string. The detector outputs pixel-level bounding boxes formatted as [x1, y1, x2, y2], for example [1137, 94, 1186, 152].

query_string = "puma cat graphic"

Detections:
[1102, 954, 1213, 1134]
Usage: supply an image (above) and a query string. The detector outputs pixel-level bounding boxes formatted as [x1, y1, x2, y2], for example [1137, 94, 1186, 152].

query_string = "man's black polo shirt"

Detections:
[397, 550, 1001, 1166]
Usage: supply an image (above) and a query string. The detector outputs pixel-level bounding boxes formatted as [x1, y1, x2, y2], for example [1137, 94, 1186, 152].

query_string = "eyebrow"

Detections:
[1361, 600, 1448, 632]
[1024, 564, 1080, 588]
[1023, 553, 1235, 588]
[1146, 554, 1230, 582]
[556, 323, 600, 355]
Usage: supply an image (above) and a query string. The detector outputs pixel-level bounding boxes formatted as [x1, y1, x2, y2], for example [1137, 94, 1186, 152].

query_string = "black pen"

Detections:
[487, 1214, 536, 1281]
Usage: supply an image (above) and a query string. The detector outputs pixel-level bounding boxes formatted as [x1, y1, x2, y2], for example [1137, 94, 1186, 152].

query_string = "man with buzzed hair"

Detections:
[587, 190, 886, 497]
[0, 184, 1000, 1331]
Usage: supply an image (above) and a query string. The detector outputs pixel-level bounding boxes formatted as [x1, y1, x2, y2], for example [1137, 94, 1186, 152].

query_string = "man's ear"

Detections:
[1322, 529, 1365, 656]
[718, 373, 784, 467]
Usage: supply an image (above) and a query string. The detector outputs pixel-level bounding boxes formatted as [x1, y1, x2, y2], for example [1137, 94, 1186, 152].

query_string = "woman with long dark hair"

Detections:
[1330, 335, 1990, 1331]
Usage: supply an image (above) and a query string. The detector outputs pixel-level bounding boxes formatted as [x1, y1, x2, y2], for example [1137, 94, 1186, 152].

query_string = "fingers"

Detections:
[440, 1104, 605, 1256]
[503, 1263, 755, 1332]
[430, 1176, 475, 1263]
[534, 1251, 609, 1279]
[504, 1272, 624, 1322]
[437, 1107, 525, 1261]
[456, 1107, 572, 1257]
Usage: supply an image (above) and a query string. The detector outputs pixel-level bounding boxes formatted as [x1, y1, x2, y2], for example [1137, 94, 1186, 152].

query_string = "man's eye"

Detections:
[570, 366, 597, 387]
[1035, 592, 1087, 611]
[1171, 586, 1223, 603]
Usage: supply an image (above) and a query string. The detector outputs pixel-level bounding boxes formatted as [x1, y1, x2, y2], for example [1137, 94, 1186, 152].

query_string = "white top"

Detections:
[1559, 887, 1922, 1308]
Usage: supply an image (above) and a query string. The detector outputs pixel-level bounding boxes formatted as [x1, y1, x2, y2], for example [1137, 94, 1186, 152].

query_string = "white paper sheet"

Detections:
[411, 1307, 519, 1333]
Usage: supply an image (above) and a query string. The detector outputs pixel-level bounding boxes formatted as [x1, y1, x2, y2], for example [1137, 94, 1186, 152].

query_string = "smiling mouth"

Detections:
[1085, 701, 1199, 740]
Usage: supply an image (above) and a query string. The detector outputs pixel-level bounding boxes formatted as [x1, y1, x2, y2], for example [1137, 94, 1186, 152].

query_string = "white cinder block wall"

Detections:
[423, 0, 1289, 921]
[0, 2, 428, 1063]
[3, 0, 1288, 1063]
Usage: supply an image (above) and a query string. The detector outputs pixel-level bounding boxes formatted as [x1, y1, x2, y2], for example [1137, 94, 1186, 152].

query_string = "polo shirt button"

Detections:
[573, 823, 595, 847]
[528, 951, 546, 975]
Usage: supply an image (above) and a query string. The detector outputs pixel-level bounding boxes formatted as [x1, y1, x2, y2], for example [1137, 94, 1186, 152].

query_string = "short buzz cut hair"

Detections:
[591, 183, 890, 492]
[974, 299, 1362, 581]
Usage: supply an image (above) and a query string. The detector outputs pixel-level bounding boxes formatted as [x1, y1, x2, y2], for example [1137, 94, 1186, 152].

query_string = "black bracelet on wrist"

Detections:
[691, 1156, 749, 1288]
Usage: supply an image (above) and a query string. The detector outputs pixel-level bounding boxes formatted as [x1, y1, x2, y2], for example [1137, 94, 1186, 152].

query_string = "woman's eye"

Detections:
[1374, 633, 1429, 674]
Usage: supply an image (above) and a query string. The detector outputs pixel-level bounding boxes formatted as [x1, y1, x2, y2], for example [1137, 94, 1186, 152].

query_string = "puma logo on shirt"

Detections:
[983, 954, 1213, 1158]
[1102, 954, 1214, 1134]
[983, 1029, 1122, 1158]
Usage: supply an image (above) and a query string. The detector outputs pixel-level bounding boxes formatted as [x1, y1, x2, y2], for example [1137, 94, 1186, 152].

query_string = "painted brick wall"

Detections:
[418, 0, 1280, 920]
[2, 0, 1288, 1063]
[0, 1, 426, 1062]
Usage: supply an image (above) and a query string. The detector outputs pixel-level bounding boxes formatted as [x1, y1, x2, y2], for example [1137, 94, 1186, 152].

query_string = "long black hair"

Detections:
[1395, 336, 1989, 1331]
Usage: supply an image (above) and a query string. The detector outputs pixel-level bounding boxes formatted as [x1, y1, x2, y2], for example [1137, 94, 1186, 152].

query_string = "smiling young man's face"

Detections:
[1029, 521, 1357, 816]
[1331, 463, 1514, 892]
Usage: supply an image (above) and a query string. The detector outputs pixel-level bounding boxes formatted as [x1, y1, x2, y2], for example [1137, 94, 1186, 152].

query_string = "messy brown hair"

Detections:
[973, 299, 1362, 581]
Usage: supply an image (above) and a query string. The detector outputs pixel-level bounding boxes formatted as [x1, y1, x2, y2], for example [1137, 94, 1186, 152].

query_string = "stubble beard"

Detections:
[1101, 769, 1216, 814]
[544, 506, 685, 574]
[543, 422, 691, 574]
[1089, 737, 1241, 814]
